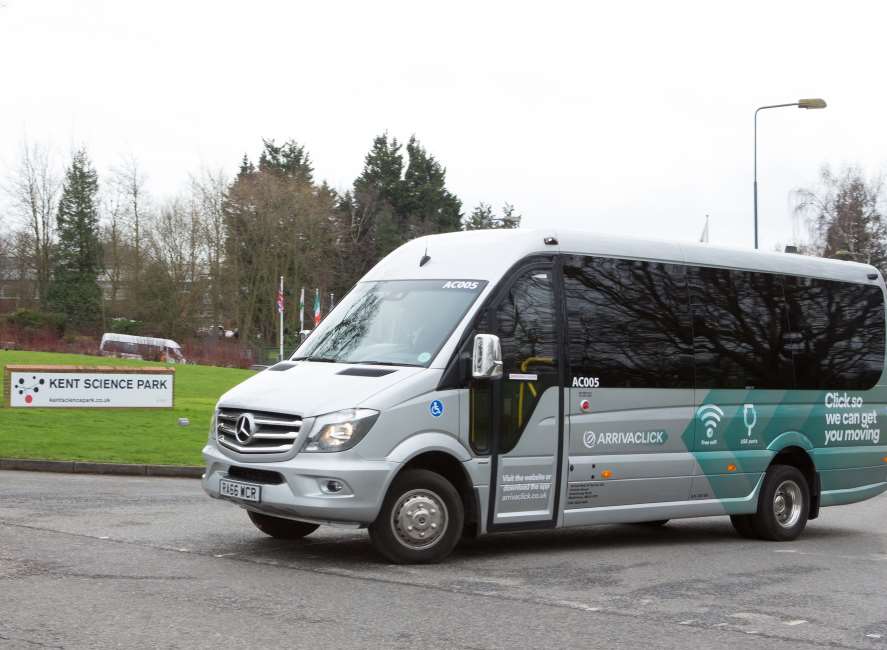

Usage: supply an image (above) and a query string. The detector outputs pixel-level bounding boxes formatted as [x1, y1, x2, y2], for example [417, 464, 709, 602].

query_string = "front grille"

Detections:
[227, 465, 285, 484]
[216, 408, 303, 455]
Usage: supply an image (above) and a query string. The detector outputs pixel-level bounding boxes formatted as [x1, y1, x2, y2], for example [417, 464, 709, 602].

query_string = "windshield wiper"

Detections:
[352, 360, 422, 368]
[292, 356, 338, 363]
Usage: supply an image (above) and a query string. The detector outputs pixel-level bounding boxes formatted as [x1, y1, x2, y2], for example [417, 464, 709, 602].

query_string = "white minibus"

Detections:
[203, 229, 887, 563]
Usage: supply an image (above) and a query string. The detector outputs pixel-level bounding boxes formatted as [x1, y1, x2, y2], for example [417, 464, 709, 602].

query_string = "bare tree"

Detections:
[100, 188, 128, 311]
[794, 165, 887, 268]
[110, 154, 149, 284]
[191, 167, 228, 325]
[138, 195, 207, 338]
[3, 139, 59, 304]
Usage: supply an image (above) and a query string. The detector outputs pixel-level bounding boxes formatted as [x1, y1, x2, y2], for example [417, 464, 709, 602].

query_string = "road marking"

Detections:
[773, 549, 797, 553]
[678, 620, 695, 625]
[866, 634, 882, 639]
[785, 620, 807, 626]
[554, 600, 601, 613]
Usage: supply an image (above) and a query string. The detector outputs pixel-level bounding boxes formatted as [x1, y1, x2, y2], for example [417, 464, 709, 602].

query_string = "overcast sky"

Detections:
[2, 0, 885, 251]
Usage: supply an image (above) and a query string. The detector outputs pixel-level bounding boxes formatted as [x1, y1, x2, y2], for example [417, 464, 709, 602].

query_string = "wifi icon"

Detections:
[697, 404, 724, 439]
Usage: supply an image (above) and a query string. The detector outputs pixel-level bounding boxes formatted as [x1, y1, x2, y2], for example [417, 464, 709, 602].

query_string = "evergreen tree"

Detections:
[463, 202, 522, 230]
[238, 154, 255, 177]
[500, 203, 521, 229]
[401, 135, 462, 234]
[222, 138, 337, 342]
[46, 148, 103, 327]
[338, 133, 465, 292]
[353, 133, 403, 202]
[258, 139, 313, 184]
[464, 202, 495, 229]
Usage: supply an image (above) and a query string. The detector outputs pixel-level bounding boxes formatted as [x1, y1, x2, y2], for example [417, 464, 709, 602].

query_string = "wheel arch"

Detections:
[766, 432, 819, 519]
[385, 434, 477, 536]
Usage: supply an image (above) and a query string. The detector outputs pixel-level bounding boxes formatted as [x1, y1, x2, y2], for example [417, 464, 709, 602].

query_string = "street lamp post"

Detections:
[753, 98, 827, 249]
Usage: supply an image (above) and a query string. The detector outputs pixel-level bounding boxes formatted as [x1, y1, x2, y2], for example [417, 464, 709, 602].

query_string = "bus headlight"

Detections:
[304, 408, 379, 452]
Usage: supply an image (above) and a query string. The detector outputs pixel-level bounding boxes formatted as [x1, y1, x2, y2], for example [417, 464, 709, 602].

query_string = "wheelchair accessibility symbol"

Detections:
[429, 400, 445, 417]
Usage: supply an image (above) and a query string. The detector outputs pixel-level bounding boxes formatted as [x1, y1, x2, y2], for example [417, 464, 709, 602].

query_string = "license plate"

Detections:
[219, 478, 261, 503]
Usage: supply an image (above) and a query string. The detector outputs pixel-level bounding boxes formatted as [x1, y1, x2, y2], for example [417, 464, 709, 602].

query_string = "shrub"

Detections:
[4, 309, 66, 336]
[108, 317, 143, 335]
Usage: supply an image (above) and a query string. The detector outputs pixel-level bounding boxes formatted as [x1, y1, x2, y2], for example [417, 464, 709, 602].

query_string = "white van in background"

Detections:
[100, 333, 186, 363]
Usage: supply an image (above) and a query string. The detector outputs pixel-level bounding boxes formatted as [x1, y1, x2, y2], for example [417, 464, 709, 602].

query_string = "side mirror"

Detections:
[472, 333, 503, 379]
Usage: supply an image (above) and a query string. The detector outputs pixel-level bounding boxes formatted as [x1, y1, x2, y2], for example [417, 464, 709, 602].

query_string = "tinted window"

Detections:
[564, 256, 693, 388]
[494, 266, 558, 453]
[690, 268, 793, 389]
[784, 277, 884, 390]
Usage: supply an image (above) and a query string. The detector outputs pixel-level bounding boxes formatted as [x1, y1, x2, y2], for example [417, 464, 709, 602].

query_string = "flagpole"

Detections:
[278, 275, 284, 361]
[299, 287, 305, 340]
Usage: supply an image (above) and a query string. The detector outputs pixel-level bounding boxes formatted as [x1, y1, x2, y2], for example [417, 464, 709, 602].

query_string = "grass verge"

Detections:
[1, 350, 253, 465]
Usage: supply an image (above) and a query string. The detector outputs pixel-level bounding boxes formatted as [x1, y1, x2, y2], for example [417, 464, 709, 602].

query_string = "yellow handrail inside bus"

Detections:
[516, 356, 555, 426]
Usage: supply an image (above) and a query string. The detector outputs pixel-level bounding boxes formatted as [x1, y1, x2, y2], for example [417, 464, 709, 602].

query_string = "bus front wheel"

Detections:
[369, 469, 464, 564]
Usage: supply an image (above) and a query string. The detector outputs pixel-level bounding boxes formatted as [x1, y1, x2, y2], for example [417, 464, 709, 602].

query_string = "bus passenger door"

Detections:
[483, 261, 564, 529]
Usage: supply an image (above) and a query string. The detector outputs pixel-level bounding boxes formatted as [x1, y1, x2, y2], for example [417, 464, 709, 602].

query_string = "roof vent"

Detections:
[868, 273, 878, 280]
[544, 237, 558, 246]
[784, 245, 799, 254]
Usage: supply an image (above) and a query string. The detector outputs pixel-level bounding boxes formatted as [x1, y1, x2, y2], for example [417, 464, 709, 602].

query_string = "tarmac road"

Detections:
[1, 470, 885, 649]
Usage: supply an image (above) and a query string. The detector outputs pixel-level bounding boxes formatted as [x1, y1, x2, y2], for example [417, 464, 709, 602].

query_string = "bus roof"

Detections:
[100, 333, 182, 349]
[365, 228, 880, 286]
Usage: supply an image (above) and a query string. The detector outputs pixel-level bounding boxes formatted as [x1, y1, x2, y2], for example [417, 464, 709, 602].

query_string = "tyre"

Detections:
[247, 510, 319, 540]
[369, 469, 464, 564]
[750, 465, 810, 541]
[729, 514, 758, 539]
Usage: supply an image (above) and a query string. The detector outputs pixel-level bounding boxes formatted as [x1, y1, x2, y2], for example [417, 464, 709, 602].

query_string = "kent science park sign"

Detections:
[4, 365, 175, 409]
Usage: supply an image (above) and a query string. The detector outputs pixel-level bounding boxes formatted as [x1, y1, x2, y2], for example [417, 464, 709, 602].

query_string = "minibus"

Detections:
[100, 333, 186, 363]
[203, 229, 887, 563]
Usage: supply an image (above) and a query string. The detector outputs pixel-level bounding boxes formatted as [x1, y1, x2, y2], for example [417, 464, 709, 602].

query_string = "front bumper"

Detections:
[202, 443, 398, 526]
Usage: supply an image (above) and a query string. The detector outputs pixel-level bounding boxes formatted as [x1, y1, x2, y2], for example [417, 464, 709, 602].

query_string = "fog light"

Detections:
[319, 479, 350, 494]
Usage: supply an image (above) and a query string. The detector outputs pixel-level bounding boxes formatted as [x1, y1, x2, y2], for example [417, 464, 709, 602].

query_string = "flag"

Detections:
[276, 285, 285, 314]
[299, 287, 305, 332]
[313, 288, 321, 326]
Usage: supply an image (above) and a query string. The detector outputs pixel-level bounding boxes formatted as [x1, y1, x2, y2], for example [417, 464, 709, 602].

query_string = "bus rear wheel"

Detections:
[369, 469, 464, 564]
[750, 465, 810, 541]
[247, 511, 319, 539]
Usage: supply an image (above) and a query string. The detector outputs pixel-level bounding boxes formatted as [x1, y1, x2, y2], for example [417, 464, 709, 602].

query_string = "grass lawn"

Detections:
[1, 350, 254, 465]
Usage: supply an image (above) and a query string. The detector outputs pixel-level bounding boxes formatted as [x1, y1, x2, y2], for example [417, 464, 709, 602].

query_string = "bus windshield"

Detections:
[294, 279, 486, 367]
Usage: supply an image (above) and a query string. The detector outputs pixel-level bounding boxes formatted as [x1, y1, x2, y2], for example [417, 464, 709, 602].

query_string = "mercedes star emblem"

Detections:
[235, 413, 256, 444]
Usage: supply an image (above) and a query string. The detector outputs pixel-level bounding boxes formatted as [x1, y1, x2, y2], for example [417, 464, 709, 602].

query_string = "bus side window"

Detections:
[563, 256, 693, 388]
[784, 276, 885, 390]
